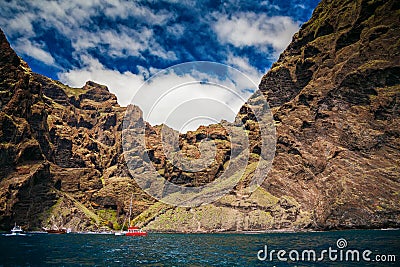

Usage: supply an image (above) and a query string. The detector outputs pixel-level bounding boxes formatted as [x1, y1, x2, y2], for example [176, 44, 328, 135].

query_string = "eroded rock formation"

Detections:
[0, 0, 398, 231]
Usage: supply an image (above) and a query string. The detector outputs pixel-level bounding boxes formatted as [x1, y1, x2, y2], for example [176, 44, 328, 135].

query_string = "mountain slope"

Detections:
[0, 0, 399, 232]
[0, 30, 155, 230]
[135, 0, 400, 231]
[259, 0, 400, 229]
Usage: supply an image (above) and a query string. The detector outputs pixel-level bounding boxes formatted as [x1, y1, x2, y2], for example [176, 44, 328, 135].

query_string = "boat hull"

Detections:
[125, 226, 147, 236]
[45, 229, 67, 234]
[4, 233, 26, 236]
[114, 231, 127, 236]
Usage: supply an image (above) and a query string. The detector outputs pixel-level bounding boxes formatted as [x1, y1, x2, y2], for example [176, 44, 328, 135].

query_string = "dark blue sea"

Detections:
[0, 229, 399, 266]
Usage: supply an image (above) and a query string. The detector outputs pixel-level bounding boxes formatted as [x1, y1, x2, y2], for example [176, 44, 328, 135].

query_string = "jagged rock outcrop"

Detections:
[0, 0, 399, 232]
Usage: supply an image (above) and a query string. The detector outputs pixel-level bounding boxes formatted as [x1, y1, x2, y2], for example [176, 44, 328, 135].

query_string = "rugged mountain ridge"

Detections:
[131, 0, 400, 231]
[0, 0, 399, 231]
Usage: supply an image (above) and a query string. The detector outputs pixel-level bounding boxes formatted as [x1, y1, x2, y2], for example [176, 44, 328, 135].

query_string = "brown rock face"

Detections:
[0, 29, 155, 231]
[134, 0, 400, 231]
[0, 0, 399, 232]
[145, 123, 231, 187]
[259, 0, 400, 229]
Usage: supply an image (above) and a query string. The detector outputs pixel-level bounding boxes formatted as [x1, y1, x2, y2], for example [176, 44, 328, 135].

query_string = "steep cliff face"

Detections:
[0, 0, 399, 232]
[0, 30, 56, 229]
[0, 30, 154, 231]
[259, 0, 400, 229]
[134, 0, 400, 231]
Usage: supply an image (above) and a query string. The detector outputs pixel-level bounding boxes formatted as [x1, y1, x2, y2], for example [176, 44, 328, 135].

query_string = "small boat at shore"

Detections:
[114, 231, 127, 236]
[42, 226, 68, 234]
[45, 229, 67, 234]
[78, 231, 113, 235]
[5, 223, 26, 236]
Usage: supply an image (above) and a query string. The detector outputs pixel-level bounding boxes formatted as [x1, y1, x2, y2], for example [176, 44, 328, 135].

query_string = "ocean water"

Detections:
[0, 229, 399, 266]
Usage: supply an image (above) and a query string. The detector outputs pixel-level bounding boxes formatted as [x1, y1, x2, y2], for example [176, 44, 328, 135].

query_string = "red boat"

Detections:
[125, 226, 147, 236]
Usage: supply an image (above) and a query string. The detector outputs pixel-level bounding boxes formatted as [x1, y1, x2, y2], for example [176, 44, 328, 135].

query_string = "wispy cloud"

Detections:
[13, 39, 56, 66]
[59, 55, 146, 107]
[213, 12, 299, 52]
[129, 62, 256, 132]
[225, 52, 265, 86]
[0, 0, 176, 65]
[72, 27, 152, 58]
[104, 1, 173, 24]
[0, 0, 319, 131]
[5, 13, 35, 38]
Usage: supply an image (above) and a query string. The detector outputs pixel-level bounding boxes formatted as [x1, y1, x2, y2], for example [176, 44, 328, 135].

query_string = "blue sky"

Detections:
[0, 0, 319, 130]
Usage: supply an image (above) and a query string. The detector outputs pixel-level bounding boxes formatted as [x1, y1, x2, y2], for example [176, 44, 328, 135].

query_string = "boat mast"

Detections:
[120, 214, 127, 231]
[128, 192, 133, 227]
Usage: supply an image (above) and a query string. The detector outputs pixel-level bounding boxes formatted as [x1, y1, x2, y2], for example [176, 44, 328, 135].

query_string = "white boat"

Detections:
[114, 231, 127, 236]
[81, 231, 114, 235]
[5, 223, 26, 236]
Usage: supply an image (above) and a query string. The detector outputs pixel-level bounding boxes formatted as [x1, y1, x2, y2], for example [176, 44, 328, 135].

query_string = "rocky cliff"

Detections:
[0, 30, 155, 231]
[132, 0, 400, 231]
[0, 0, 399, 232]
[258, 0, 400, 229]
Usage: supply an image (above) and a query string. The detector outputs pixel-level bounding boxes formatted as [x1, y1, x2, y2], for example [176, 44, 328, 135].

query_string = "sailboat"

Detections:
[115, 193, 147, 236]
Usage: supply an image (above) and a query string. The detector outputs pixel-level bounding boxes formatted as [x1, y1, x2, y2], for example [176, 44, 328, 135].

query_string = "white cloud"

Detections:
[13, 39, 56, 65]
[213, 12, 299, 52]
[225, 52, 264, 86]
[0, 0, 177, 65]
[59, 55, 146, 106]
[131, 62, 256, 132]
[6, 13, 35, 38]
[104, 0, 173, 24]
[73, 28, 150, 57]
[59, 61, 256, 133]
